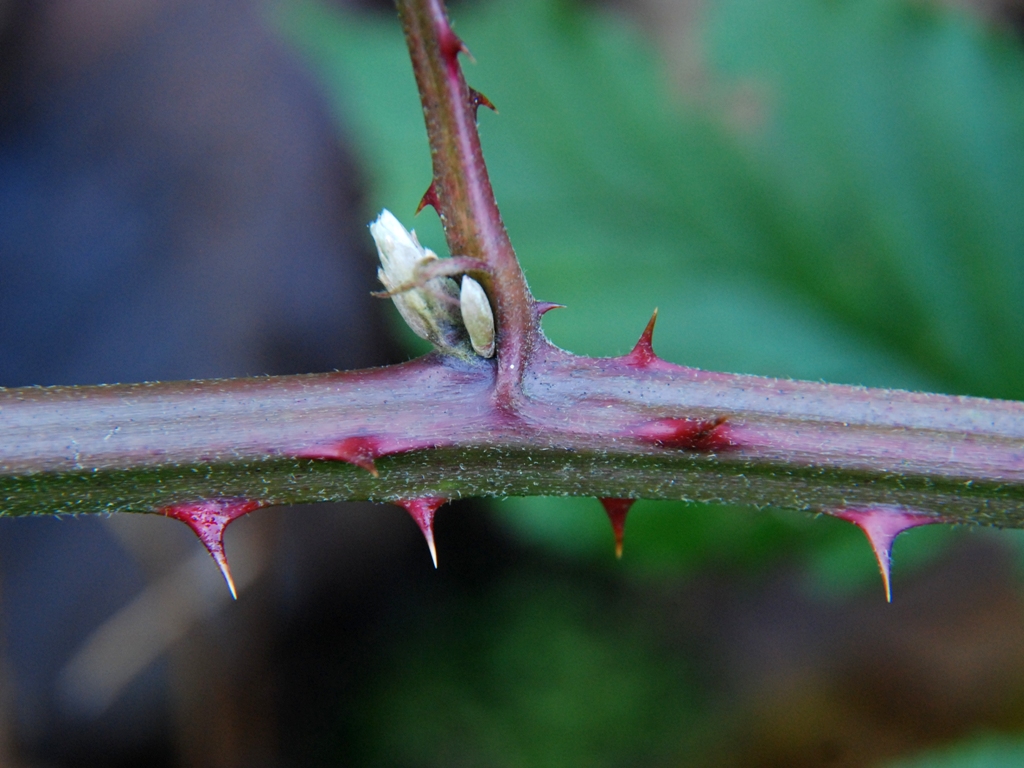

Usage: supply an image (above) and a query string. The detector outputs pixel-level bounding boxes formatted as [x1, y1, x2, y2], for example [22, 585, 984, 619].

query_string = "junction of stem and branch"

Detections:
[2, 0, 1024, 597]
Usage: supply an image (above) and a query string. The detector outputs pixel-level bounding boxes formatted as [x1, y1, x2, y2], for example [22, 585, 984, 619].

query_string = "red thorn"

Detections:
[469, 87, 497, 115]
[599, 498, 635, 559]
[439, 26, 472, 63]
[395, 497, 449, 567]
[294, 436, 442, 476]
[535, 302, 565, 317]
[635, 416, 734, 452]
[829, 507, 940, 602]
[295, 436, 381, 476]
[624, 309, 660, 367]
[416, 181, 439, 215]
[161, 499, 263, 599]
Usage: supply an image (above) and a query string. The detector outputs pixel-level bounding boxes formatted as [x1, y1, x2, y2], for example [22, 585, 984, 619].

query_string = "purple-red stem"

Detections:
[2, 341, 1024, 524]
[0, 0, 1022, 537]
[397, 0, 537, 407]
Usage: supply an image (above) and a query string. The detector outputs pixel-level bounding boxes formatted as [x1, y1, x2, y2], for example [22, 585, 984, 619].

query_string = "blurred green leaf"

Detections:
[352, 576, 703, 767]
[887, 734, 1024, 768]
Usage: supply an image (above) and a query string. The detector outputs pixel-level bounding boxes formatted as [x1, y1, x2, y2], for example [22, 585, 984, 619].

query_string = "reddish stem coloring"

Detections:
[397, 0, 537, 405]
[0, 0, 1022, 604]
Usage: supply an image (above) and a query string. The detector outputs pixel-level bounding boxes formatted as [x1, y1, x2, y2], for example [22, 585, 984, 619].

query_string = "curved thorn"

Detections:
[828, 507, 940, 602]
[438, 26, 472, 63]
[469, 87, 497, 114]
[535, 302, 566, 317]
[624, 308, 659, 366]
[599, 498, 635, 559]
[161, 499, 262, 599]
[416, 181, 439, 215]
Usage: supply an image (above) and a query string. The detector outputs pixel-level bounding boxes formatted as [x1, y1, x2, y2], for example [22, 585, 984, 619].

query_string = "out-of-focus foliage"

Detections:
[886, 733, 1024, 767]
[349, 576, 702, 766]
[279, 0, 1024, 763]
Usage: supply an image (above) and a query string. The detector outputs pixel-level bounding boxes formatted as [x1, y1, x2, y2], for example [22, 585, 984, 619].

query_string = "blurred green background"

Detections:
[277, 0, 1024, 765]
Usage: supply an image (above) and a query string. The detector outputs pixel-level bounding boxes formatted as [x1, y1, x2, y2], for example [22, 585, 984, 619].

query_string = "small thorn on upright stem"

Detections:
[469, 87, 497, 115]
[416, 181, 440, 215]
[624, 308, 660, 367]
[599, 498, 635, 559]
[395, 497, 450, 567]
[438, 24, 472, 64]
[535, 302, 565, 317]
[828, 507, 940, 602]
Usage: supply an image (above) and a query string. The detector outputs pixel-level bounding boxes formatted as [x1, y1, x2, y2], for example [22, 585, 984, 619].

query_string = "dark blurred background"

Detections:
[4, 0, 1024, 765]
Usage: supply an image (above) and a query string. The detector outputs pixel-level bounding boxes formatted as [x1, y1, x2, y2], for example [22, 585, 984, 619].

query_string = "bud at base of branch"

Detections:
[460, 275, 495, 358]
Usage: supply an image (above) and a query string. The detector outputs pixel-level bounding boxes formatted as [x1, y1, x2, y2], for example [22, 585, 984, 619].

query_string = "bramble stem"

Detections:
[2, 347, 1024, 524]
[397, 0, 537, 405]
[0, 0, 1022, 534]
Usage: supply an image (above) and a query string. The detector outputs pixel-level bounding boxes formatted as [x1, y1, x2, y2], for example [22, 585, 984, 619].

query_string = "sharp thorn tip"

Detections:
[214, 555, 238, 600]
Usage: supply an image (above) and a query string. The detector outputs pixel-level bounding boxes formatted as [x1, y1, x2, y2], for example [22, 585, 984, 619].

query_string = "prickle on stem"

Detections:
[828, 507, 941, 602]
[416, 181, 439, 215]
[395, 497, 450, 567]
[295, 436, 383, 477]
[535, 302, 565, 317]
[624, 308, 660, 367]
[599, 498, 635, 559]
[636, 416, 733, 452]
[161, 498, 263, 599]
[469, 87, 497, 115]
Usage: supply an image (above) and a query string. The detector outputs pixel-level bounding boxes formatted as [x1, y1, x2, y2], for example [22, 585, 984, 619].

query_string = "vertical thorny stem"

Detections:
[397, 0, 537, 406]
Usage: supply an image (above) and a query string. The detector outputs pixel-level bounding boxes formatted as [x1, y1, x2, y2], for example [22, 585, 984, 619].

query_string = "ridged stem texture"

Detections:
[1, 0, 1023, 547]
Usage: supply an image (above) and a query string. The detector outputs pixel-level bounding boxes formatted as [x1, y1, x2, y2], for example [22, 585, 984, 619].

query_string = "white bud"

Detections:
[370, 210, 464, 352]
[460, 275, 495, 358]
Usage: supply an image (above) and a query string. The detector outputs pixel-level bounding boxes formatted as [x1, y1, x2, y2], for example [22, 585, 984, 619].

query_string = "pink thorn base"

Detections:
[599, 498, 635, 559]
[635, 417, 734, 452]
[161, 499, 263, 599]
[294, 435, 443, 478]
[828, 507, 940, 602]
[395, 497, 449, 568]
[294, 436, 383, 477]
[469, 87, 497, 114]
